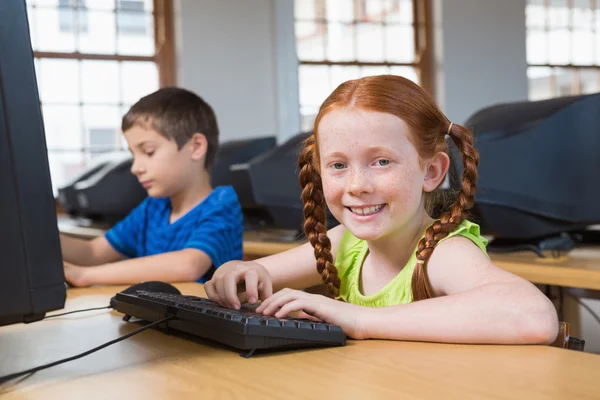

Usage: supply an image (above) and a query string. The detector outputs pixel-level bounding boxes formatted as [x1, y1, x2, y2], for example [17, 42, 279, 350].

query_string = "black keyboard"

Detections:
[113, 291, 346, 355]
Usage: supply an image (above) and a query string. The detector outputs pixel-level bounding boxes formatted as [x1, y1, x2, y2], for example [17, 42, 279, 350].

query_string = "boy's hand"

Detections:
[255, 288, 367, 339]
[205, 261, 273, 310]
[63, 261, 89, 287]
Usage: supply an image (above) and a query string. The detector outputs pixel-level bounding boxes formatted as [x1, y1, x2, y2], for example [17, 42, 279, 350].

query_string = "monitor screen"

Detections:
[0, 0, 66, 326]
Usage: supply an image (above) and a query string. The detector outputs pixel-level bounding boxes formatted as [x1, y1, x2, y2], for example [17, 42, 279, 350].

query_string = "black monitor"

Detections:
[453, 93, 600, 252]
[211, 137, 277, 230]
[0, 0, 66, 326]
[248, 132, 340, 235]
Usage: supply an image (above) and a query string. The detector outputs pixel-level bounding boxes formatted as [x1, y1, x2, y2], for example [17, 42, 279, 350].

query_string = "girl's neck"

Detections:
[169, 171, 213, 222]
[366, 210, 434, 272]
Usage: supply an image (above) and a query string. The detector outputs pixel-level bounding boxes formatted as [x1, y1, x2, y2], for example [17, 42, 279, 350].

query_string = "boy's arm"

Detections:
[60, 233, 123, 266]
[65, 249, 212, 286]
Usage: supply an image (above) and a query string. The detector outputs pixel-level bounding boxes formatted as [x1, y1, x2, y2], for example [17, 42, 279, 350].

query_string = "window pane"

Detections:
[390, 65, 419, 83]
[572, 30, 594, 65]
[325, 0, 354, 22]
[296, 22, 326, 61]
[81, 60, 119, 104]
[78, 10, 116, 54]
[41, 105, 83, 150]
[295, 0, 319, 20]
[300, 105, 319, 132]
[298, 65, 331, 108]
[596, 28, 600, 65]
[360, 65, 390, 77]
[330, 65, 360, 89]
[580, 69, 600, 93]
[526, 0, 546, 28]
[527, 28, 548, 64]
[528, 66, 554, 100]
[385, 0, 413, 24]
[48, 151, 86, 194]
[121, 62, 159, 104]
[385, 24, 414, 62]
[556, 68, 576, 96]
[82, 106, 121, 150]
[572, 0, 593, 29]
[117, 11, 155, 55]
[356, 23, 384, 61]
[548, 28, 570, 64]
[327, 22, 355, 61]
[33, 7, 76, 52]
[38, 59, 80, 104]
[548, 0, 569, 28]
[360, 0, 384, 23]
[86, 0, 116, 11]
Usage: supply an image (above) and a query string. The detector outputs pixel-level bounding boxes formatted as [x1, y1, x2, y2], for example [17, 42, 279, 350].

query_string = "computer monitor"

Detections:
[0, 0, 66, 326]
[452, 93, 600, 251]
[248, 132, 340, 235]
[211, 137, 278, 230]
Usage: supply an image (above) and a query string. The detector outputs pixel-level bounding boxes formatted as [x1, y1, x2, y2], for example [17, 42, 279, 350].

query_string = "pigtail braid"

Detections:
[411, 123, 480, 301]
[298, 135, 341, 298]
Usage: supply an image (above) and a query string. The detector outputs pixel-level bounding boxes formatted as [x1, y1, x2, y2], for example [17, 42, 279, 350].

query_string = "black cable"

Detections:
[567, 295, 600, 327]
[0, 315, 174, 385]
[44, 306, 111, 319]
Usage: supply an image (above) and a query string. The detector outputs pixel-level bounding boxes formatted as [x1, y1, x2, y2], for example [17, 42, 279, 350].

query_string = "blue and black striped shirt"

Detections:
[105, 186, 243, 282]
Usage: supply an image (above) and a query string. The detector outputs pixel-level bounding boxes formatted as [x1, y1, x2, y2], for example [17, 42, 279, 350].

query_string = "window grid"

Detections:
[26, 0, 174, 192]
[527, 0, 600, 100]
[295, 0, 431, 130]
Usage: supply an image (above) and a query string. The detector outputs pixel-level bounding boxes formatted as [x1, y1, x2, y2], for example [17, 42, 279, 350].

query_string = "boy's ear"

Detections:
[189, 133, 208, 161]
[423, 151, 450, 193]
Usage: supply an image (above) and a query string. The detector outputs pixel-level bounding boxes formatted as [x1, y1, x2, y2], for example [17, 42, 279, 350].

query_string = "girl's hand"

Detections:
[255, 288, 367, 339]
[205, 260, 273, 309]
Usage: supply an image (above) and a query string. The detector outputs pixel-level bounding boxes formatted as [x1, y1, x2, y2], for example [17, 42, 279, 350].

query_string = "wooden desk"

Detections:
[1, 283, 599, 399]
[56, 216, 110, 240]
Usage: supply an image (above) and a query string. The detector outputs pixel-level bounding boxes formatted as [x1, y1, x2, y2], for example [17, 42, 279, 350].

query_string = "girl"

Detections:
[205, 75, 558, 344]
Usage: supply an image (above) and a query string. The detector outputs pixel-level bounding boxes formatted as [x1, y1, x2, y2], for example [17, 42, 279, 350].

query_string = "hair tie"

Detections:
[415, 259, 425, 265]
[447, 122, 454, 135]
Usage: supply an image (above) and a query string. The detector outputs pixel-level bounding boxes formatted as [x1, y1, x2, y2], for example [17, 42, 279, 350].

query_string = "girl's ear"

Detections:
[423, 151, 450, 193]
[189, 133, 208, 161]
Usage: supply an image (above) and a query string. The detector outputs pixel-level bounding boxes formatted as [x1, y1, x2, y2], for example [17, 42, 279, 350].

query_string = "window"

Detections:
[26, 0, 174, 194]
[294, 0, 431, 130]
[117, 0, 148, 35]
[526, 0, 600, 100]
[58, 0, 88, 33]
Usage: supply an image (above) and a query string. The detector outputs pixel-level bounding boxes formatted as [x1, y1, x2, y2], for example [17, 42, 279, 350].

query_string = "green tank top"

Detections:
[334, 220, 488, 307]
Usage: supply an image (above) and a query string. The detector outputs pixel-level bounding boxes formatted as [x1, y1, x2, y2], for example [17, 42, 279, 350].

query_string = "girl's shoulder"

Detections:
[439, 219, 488, 254]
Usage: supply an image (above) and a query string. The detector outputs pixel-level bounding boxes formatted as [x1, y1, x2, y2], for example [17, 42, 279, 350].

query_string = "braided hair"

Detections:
[298, 75, 480, 301]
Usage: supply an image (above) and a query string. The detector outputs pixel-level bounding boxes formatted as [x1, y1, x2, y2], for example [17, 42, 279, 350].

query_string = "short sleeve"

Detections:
[104, 197, 149, 258]
[183, 188, 243, 268]
[442, 220, 489, 255]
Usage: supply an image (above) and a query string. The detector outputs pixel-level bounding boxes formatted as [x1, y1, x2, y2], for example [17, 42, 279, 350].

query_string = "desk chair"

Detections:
[551, 322, 585, 351]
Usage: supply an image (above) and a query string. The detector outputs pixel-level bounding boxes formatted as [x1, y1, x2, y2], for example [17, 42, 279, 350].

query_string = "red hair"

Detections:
[298, 75, 480, 301]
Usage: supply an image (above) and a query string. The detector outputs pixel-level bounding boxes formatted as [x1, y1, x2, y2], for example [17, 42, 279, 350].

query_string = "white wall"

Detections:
[432, 0, 529, 124]
[173, 0, 300, 144]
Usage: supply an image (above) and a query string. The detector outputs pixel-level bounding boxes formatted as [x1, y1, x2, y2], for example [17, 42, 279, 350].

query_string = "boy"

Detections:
[61, 87, 243, 286]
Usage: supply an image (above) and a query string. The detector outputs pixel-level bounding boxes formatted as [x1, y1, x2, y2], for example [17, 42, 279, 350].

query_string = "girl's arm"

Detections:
[360, 237, 559, 344]
[252, 224, 347, 292]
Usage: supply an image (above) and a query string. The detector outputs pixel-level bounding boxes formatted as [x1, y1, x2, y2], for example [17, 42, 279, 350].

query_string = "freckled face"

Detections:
[317, 108, 427, 240]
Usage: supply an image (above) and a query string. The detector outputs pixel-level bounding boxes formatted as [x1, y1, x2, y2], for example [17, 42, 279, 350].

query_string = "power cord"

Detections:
[0, 315, 174, 385]
[43, 306, 111, 319]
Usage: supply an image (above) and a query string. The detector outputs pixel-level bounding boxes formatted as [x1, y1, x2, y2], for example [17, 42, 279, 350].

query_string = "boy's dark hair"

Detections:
[122, 87, 219, 170]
